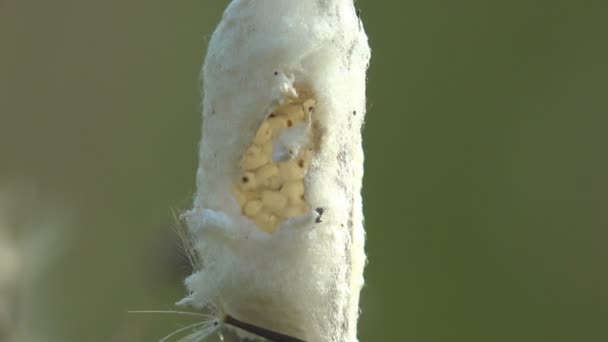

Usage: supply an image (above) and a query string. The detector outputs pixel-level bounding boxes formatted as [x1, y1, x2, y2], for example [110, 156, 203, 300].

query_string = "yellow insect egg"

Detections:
[300, 148, 314, 163]
[301, 98, 316, 114]
[298, 157, 310, 170]
[239, 172, 258, 191]
[279, 104, 305, 123]
[278, 159, 305, 181]
[280, 202, 310, 217]
[255, 164, 279, 187]
[267, 175, 283, 190]
[244, 200, 264, 217]
[240, 144, 269, 170]
[254, 212, 280, 233]
[232, 185, 248, 206]
[261, 190, 288, 213]
[267, 116, 288, 136]
[280, 180, 305, 202]
[261, 140, 273, 160]
[253, 121, 273, 145]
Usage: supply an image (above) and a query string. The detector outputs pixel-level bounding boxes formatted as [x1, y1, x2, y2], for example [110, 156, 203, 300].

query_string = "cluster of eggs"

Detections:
[233, 97, 316, 233]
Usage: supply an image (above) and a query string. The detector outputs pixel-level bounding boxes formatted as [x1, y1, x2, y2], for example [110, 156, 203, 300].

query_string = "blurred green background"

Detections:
[1, 0, 607, 341]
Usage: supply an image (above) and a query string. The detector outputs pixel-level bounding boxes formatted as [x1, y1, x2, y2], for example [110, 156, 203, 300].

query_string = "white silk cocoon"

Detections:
[180, 1, 370, 341]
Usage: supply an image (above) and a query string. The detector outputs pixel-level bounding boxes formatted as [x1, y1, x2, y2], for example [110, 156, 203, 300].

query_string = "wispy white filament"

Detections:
[179, 1, 370, 341]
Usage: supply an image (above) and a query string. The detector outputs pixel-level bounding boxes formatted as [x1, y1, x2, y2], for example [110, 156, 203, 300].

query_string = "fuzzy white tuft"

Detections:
[180, 1, 370, 341]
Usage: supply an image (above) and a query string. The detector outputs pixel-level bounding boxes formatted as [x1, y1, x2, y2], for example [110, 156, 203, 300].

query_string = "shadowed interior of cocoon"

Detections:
[232, 91, 317, 233]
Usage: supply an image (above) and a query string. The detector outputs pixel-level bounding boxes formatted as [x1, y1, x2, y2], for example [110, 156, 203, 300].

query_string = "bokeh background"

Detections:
[1, 0, 607, 341]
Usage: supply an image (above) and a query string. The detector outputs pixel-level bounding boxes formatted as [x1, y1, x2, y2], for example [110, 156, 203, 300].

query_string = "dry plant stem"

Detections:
[179, 1, 370, 341]
[224, 315, 306, 342]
